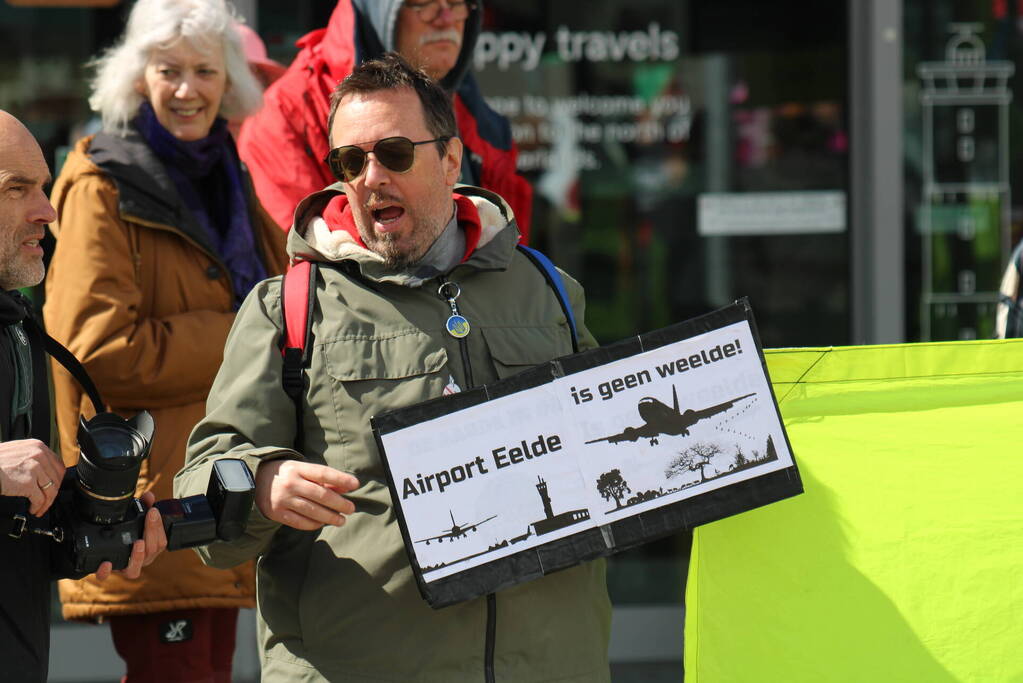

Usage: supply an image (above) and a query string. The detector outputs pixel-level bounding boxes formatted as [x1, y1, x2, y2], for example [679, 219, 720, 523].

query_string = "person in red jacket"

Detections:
[238, 0, 533, 241]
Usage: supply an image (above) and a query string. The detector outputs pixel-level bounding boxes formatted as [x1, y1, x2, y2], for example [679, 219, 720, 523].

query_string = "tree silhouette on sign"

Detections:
[596, 469, 631, 509]
[666, 442, 723, 483]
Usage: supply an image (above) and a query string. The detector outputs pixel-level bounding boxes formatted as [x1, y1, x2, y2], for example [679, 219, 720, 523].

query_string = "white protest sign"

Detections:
[377, 314, 795, 586]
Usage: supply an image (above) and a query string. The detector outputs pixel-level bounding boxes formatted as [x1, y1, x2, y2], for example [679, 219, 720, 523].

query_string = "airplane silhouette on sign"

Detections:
[415, 510, 497, 545]
[585, 386, 756, 446]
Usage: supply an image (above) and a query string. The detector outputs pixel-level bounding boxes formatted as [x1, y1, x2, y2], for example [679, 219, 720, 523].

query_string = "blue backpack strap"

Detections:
[516, 244, 579, 353]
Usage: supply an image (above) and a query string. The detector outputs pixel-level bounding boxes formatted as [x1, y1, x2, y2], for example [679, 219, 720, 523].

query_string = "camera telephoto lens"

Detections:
[75, 411, 155, 525]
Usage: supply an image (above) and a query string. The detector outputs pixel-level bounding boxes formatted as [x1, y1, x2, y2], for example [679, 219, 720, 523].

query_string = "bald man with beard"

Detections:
[0, 111, 165, 682]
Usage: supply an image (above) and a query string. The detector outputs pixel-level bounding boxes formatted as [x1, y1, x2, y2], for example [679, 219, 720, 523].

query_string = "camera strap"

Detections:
[1, 291, 104, 418]
[0, 496, 62, 542]
[0, 294, 102, 543]
[16, 307, 105, 417]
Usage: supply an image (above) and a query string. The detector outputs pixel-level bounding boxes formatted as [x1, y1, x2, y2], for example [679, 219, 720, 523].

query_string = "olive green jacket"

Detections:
[175, 186, 611, 682]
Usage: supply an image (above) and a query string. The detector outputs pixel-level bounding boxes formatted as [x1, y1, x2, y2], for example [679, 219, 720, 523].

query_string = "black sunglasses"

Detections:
[324, 136, 451, 183]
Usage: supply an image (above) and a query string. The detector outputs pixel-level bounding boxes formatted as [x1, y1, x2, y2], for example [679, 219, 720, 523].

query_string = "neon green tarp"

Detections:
[684, 339, 1023, 683]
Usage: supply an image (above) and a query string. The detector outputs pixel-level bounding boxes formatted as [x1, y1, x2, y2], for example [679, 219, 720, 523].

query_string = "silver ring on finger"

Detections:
[40, 480, 54, 490]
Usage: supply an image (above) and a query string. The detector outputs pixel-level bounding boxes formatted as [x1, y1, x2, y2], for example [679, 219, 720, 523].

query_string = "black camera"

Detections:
[50, 410, 255, 578]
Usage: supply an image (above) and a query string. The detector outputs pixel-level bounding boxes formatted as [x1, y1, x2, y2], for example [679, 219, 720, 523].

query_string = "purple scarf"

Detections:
[134, 102, 266, 309]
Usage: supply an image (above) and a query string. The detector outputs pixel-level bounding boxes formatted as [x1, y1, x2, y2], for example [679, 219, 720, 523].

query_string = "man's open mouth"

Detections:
[372, 206, 405, 225]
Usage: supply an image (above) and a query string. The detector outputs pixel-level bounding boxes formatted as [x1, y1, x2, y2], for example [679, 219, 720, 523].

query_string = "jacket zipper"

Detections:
[438, 278, 493, 680]
[485, 592, 497, 683]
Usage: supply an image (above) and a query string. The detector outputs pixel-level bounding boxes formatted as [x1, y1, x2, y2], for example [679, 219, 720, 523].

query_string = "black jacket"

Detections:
[0, 289, 58, 683]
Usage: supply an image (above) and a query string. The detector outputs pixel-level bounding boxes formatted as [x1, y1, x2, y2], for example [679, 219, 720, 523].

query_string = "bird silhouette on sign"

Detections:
[585, 386, 756, 447]
[415, 510, 497, 545]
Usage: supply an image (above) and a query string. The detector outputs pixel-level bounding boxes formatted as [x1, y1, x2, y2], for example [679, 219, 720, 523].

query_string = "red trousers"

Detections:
[109, 607, 238, 683]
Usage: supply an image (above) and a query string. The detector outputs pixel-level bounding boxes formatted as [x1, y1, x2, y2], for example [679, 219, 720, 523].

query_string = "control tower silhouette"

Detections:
[530, 476, 590, 536]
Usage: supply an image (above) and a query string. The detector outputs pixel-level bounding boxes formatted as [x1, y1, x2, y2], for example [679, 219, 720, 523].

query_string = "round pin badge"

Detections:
[446, 315, 470, 338]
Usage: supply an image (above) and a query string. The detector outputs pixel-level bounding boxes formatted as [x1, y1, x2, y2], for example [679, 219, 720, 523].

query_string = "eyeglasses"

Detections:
[402, 0, 475, 23]
[324, 136, 451, 183]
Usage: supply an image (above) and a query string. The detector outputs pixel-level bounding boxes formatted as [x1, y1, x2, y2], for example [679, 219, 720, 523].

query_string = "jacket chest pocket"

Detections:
[481, 325, 570, 381]
[321, 331, 448, 475]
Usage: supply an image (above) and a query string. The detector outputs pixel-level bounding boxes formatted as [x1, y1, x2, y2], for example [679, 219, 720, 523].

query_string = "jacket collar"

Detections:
[87, 131, 217, 257]
[0, 289, 30, 325]
[286, 183, 519, 287]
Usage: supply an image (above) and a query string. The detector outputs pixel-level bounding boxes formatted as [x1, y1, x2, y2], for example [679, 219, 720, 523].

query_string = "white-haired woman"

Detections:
[43, 1, 287, 680]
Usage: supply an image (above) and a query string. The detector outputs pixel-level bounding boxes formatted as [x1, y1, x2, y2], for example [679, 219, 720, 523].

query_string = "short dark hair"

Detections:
[327, 53, 457, 155]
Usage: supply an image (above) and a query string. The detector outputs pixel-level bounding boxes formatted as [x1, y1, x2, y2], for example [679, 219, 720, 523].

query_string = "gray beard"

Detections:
[364, 203, 458, 272]
[0, 259, 44, 292]
[372, 234, 415, 270]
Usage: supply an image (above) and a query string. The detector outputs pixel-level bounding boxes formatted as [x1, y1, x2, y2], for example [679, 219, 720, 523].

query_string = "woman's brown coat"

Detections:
[44, 132, 288, 621]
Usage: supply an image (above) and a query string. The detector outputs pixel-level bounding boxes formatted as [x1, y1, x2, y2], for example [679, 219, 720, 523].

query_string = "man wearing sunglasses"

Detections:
[176, 54, 611, 682]
[238, 0, 534, 244]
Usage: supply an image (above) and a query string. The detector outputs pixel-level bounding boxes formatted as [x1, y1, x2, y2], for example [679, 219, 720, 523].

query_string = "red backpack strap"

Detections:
[280, 260, 318, 452]
[282, 260, 316, 356]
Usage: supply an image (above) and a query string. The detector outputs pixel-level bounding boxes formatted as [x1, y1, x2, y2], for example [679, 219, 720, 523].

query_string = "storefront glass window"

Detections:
[477, 1, 849, 354]
[905, 0, 1022, 341]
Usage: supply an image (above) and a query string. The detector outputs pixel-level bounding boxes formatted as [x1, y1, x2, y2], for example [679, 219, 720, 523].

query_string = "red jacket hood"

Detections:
[316, 192, 483, 264]
[287, 185, 517, 273]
